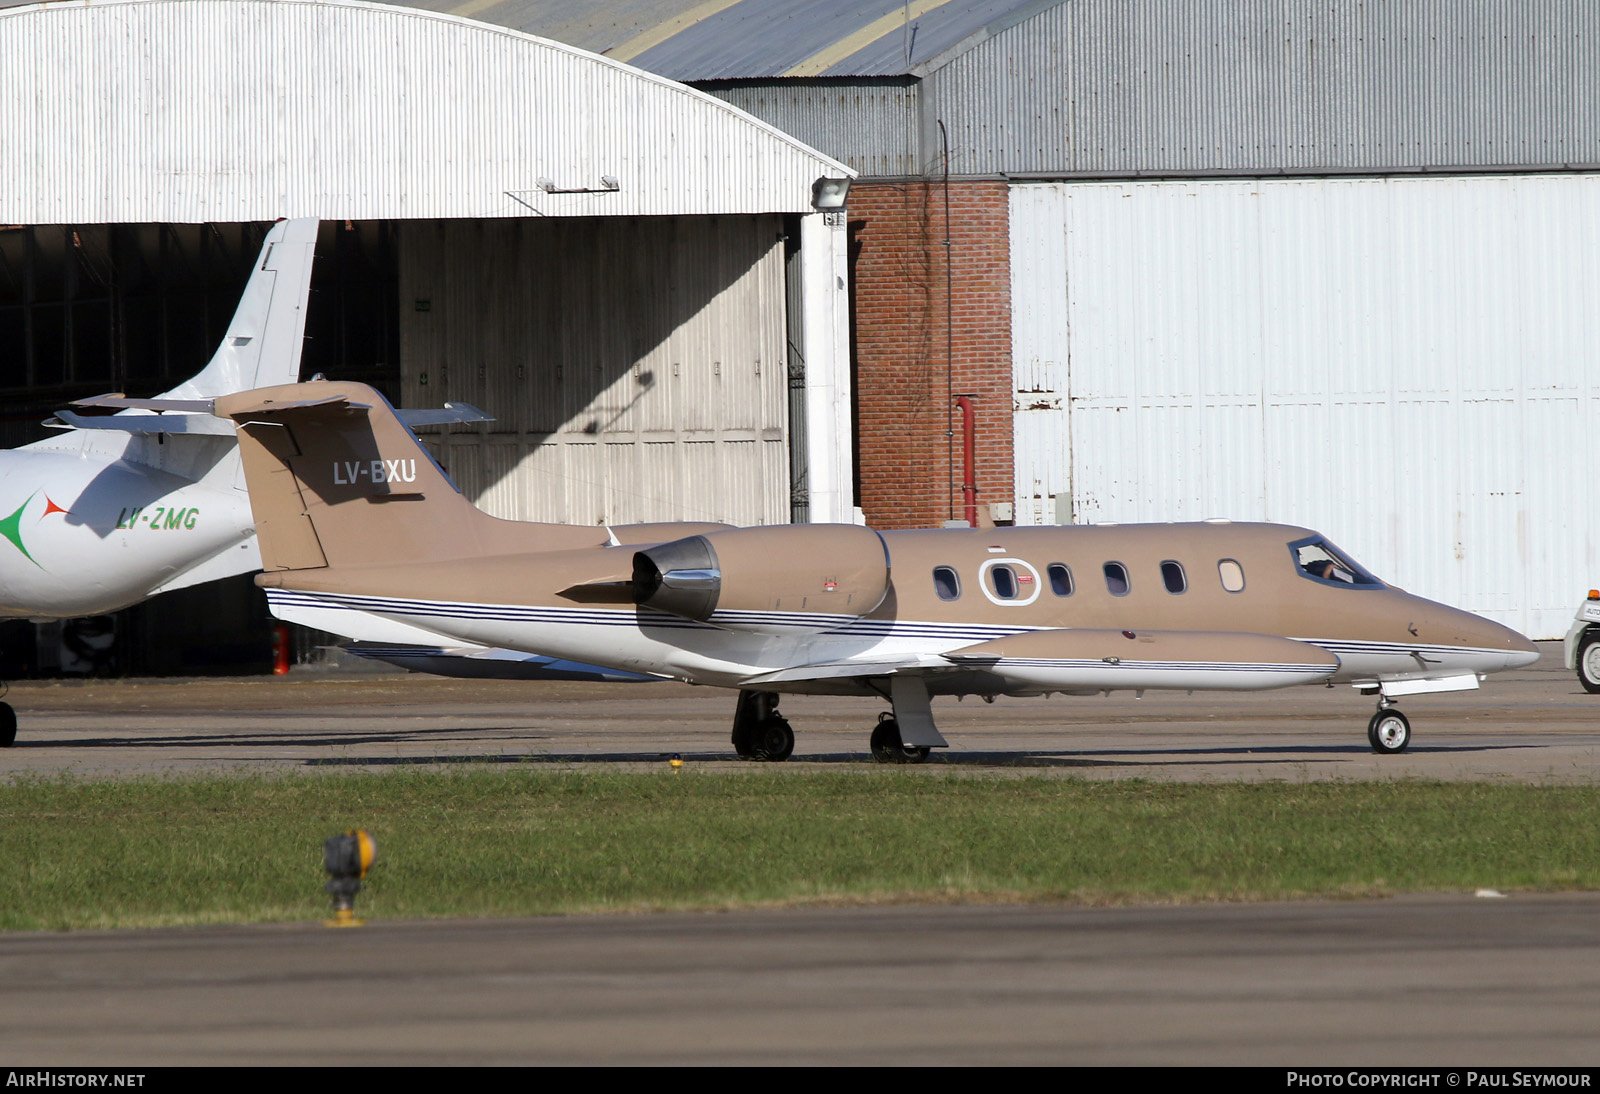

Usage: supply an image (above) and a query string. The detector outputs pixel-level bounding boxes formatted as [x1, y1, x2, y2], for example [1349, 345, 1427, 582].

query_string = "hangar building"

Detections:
[435, 0, 1600, 640]
[0, 0, 853, 671]
[4, 0, 1598, 657]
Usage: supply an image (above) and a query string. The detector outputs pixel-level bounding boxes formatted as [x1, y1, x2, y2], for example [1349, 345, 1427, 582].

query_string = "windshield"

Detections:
[1288, 535, 1383, 588]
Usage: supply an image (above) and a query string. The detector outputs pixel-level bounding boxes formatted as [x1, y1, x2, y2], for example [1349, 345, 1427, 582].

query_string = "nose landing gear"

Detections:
[1367, 700, 1411, 755]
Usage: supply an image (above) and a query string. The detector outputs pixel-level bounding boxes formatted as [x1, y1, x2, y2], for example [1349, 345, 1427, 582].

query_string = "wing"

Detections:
[943, 629, 1339, 692]
[741, 628, 1338, 693]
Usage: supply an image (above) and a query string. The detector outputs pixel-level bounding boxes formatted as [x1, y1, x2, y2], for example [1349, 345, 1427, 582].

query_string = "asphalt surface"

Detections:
[2, 897, 1598, 1065]
[2, 642, 1597, 1065]
[0, 641, 1593, 782]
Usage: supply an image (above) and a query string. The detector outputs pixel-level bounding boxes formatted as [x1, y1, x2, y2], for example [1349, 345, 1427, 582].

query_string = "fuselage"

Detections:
[262, 521, 1538, 696]
[0, 446, 257, 620]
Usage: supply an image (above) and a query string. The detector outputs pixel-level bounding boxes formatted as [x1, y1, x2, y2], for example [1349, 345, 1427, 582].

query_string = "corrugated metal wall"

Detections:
[927, 0, 1600, 178]
[399, 217, 790, 527]
[1010, 175, 1600, 639]
[0, 0, 849, 223]
[699, 80, 920, 177]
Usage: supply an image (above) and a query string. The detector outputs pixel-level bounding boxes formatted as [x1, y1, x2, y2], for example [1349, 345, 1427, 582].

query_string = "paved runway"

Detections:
[3, 896, 1598, 1065]
[1, 642, 1594, 782]
[2, 643, 1597, 1064]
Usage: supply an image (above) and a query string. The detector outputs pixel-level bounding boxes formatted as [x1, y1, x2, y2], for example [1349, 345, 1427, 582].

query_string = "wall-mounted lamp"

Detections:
[536, 175, 622, 194]
[811, 177, 851, 210]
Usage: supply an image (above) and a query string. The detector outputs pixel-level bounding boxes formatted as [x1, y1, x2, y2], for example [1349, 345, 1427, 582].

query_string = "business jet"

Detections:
[83, 379, 1540, 761]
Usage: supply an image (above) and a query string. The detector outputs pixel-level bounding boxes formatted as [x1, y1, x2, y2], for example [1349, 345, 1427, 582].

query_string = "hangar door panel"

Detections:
[1011, 177, 1600, 639]
[399, 216, 789, 528]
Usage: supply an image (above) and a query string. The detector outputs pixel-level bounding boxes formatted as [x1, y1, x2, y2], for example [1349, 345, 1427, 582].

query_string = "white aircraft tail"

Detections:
[158, 218, 318, 400]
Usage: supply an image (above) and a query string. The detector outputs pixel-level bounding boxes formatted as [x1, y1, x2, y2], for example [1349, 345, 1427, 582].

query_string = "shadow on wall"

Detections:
[396, 215, 789, 527]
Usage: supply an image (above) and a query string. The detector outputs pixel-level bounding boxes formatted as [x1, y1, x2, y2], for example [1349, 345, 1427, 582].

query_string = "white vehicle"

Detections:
[1563, 591, 1600, 693]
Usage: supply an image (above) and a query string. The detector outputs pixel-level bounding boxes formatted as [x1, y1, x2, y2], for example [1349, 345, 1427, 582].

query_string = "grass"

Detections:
[1, 768, 1596, 930]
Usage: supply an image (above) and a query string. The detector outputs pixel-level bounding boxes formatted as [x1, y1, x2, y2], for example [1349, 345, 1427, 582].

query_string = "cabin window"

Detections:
[1289, 535, 1382, 588]
[1218, 559, 1246, 592]
[933, 566, 961, 601]
[1047, 563, 1074, 596]
[1160, 560, 1187, 594]
[990, 565, 1018, 600]
[1103, 561, 1131, 596]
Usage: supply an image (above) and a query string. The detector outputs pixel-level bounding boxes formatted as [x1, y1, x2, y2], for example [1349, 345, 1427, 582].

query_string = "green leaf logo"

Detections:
[0, 493, 41, 568]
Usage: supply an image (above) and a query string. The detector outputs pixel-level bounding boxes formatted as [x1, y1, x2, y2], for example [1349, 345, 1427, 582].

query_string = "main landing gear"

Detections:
[870, 712, 930, 765]
[1366, 699, 1411, 755]
[0, 683, 14, 748]
[731, 690, 794, 762]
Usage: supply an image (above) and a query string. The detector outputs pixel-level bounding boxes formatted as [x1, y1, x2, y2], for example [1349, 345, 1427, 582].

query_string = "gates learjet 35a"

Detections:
[98, 379, 1538, 761]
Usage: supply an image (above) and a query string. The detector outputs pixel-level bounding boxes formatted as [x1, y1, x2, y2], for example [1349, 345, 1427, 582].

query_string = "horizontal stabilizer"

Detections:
[223, 393, 368, 418]
[944, 629, 1339, 692]
[48, 409, 235, 436]
[396, 403, 494, 428]
[72, 394, 215, 413]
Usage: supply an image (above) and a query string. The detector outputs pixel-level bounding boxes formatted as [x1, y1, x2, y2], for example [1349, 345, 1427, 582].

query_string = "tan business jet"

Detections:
[87, 380, 1539, 761]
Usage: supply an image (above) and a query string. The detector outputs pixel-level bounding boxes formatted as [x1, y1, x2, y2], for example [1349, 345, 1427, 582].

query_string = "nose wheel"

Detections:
[1367, 705, 1411, 755]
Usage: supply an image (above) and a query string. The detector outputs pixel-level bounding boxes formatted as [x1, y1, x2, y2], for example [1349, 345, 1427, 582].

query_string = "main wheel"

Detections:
[0, 702, 13, 748]
[869, 716, 930, 765]
[1578, 635, 1600, 695]
[1367, 708, 1411, 755]
[731, 723, 757, 760]
[749, 717, 794, 762]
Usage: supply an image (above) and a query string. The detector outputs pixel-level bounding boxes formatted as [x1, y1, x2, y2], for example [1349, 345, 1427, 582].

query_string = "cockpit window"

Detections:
[1289, 536, 1382, 588]
[933, 566, 961, 601]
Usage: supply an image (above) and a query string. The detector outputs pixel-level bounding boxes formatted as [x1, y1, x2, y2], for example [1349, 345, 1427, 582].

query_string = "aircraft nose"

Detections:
[1504, 629, 1541, 669]
[1462, 612, 1541, 670]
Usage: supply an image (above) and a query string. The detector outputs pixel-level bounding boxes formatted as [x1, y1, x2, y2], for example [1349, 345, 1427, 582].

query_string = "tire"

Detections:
[0, 702, 12, 747]
[749, 717, 794, 762]
[1578, 635, 1600, 695]
[870, 717, 930, 765]
[1367, 708, 1411, 755]
[731, 724, 757, 760]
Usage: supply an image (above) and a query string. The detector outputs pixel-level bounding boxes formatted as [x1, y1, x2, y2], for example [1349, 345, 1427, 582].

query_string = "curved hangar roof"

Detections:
[398, 0, 1060, 79]
[0, 0, 850, 224]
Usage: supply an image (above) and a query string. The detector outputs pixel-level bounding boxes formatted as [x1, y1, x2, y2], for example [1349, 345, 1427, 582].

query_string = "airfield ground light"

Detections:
[323, 828, 377, 927]
[670, 752, 683, 771]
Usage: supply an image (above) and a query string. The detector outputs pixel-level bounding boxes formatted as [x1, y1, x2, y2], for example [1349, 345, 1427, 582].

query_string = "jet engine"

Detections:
[632, 524, 890, 630]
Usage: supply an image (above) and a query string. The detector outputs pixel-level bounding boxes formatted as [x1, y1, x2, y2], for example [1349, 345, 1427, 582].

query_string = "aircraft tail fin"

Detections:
[157, 219, 318, 400]
[216, 380, 600, 574]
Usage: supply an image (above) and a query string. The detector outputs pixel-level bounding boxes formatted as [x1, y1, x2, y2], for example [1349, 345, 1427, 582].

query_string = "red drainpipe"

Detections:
[955, 395, 978, 526]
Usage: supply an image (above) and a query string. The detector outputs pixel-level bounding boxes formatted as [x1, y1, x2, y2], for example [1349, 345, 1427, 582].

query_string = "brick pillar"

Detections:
[849, 180, 1012, 529]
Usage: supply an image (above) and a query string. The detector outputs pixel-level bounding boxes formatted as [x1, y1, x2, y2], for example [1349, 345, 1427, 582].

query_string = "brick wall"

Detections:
[849, 180, 1012, 529]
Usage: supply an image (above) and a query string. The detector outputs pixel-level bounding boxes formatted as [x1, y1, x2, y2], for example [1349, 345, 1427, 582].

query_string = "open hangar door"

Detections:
[398, 215, 792, 529]
[1010, 176, 1600, 640]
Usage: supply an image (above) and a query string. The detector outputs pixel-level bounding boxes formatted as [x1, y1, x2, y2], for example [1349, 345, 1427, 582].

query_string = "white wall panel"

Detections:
[1012, 175, 1600, 638]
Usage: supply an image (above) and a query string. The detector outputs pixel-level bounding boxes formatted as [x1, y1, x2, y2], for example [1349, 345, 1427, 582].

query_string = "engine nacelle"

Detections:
[632, 524, 890, 631]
